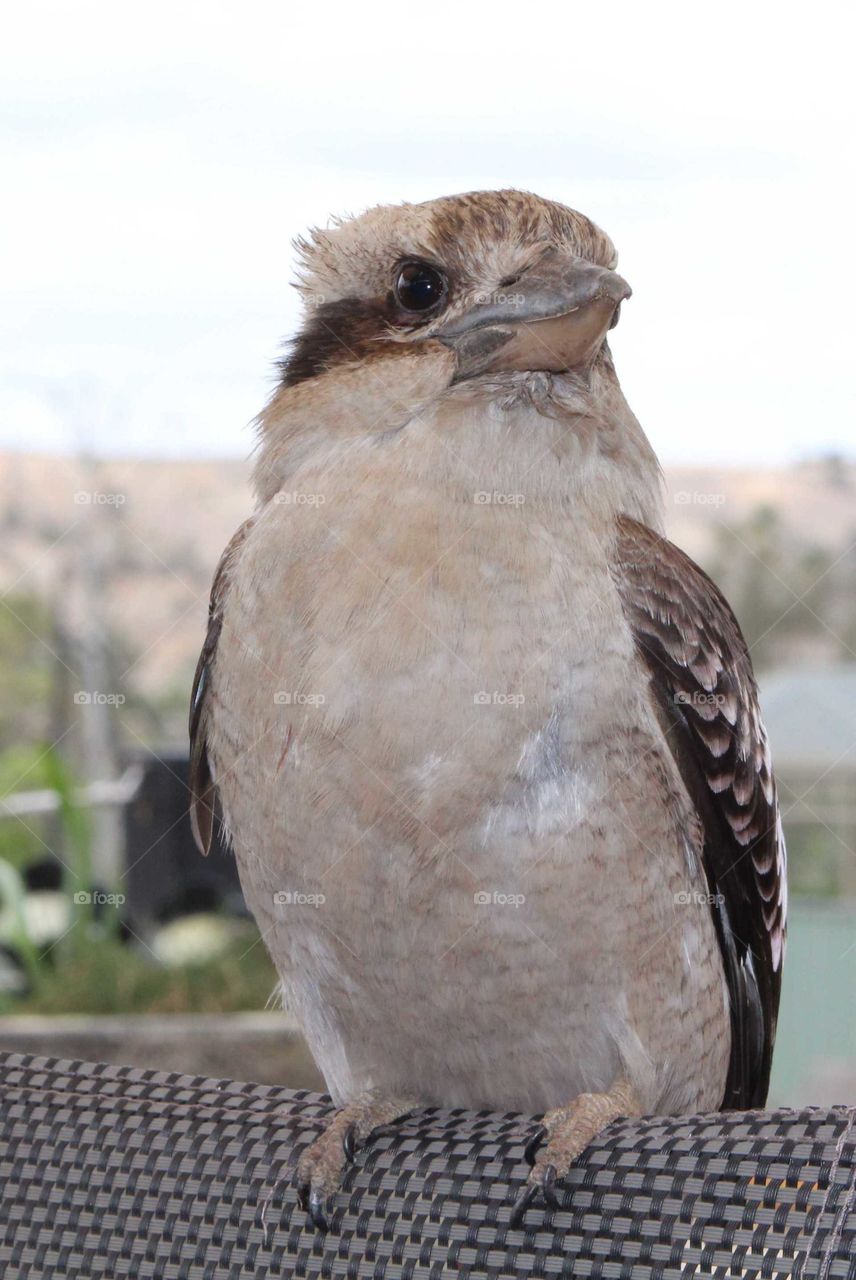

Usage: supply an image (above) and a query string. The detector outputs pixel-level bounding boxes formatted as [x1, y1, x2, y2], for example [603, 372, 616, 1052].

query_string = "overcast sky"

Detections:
[2, 1, 854, 464]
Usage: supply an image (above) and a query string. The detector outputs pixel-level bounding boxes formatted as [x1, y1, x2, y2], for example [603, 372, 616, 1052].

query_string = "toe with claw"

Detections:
[509, 1080, 640, 1230]
[523, 1123, 548, 1167]
[292, 1091, 417, 1232]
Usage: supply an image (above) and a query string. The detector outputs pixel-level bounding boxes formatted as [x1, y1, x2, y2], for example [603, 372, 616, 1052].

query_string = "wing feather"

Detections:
[189, 518, 255, 855]
[613, 516, 787, 1108]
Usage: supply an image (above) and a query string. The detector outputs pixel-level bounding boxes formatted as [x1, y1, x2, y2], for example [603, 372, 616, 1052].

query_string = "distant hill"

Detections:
[662, 456, 856, 561]
[1, 451, 854, 737]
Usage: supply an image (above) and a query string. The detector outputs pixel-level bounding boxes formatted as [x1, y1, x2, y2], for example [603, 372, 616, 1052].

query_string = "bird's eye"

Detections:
[394, 261, 447, 313]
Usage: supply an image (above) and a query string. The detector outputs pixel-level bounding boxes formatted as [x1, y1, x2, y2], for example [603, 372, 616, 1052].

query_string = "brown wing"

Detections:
[613, 516, 787, 1109]
[189, 518, 255, 855]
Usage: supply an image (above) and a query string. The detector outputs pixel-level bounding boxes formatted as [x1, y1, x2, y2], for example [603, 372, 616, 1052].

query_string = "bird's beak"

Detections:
[435, 252, 631, 380]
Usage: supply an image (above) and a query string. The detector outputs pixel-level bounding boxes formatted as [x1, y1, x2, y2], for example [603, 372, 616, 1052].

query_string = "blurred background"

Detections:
[0, 1, 854, 1103]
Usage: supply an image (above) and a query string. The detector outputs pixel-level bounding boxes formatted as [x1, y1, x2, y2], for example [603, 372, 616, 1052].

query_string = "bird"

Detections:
[189, 189, 787, 1232]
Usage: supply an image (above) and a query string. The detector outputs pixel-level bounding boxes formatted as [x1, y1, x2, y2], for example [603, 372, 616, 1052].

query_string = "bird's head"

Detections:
[283, 189, 630, 387]
[255, 190, 655, 507]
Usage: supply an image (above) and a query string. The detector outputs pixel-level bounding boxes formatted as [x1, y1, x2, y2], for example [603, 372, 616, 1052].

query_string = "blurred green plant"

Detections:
[0, 745, 57, 872]
[0, 858, 43, 990]
[0, 932, 277, 1016]
[40, 745, 102, 952]
[0, 739, 277, 1015]
[1, 743, 99, 991]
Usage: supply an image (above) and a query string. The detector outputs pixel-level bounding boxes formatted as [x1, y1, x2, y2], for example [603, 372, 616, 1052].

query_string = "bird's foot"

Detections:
[295, 1090, 417, 1231]
[510, 1080, 640, 1229]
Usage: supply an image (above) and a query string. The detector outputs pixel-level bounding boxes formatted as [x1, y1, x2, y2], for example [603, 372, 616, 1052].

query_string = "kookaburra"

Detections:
[190, 190, 786, 1230]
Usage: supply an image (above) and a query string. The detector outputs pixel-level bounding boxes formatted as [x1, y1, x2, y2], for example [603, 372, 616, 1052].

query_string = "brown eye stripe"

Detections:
[279, 297, 394, 388]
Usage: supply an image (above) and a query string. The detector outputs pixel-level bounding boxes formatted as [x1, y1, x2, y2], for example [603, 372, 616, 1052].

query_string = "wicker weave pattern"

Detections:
[0, 1052, 854, 1278]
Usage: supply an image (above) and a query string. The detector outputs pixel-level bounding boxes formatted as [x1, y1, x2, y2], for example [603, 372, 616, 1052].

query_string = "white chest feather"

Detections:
[209, 386, 730, 1114]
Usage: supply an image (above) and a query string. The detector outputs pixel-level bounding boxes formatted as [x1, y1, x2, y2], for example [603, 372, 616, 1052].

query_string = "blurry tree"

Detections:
[0, 593, 54, 751]
[707, 507, 843, 670]
[0, 593, 58, 871]
[827, 534, 856, 661]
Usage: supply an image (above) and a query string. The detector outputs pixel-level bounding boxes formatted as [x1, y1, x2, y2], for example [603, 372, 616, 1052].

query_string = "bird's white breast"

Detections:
[209, 385, 730, 1115]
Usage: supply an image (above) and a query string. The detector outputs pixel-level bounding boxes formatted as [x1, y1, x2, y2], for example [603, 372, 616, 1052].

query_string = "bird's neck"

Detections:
[253, 349, 664, 535]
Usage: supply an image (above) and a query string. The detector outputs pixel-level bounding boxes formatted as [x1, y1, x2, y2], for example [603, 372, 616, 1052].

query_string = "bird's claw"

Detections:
[342, 1122, 359, 1162]
[541, 1163, 560, 1210]
[307, 1188, 331, 1232]
[509, 1181, 539, 1230]
[292, 1093, 417, 1232]
[509, 1162, 560, 1229]
[294, 1164, 335, 1231]
[510, 1122, 560, 1228]
[293, 1128, 346, 1232]
[523, 1123, 547, 1166]
[293, 1118, 359, 1228]
[510, 1085, 639, 1229]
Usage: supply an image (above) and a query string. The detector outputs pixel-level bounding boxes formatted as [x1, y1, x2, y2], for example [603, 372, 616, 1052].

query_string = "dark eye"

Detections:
[394, 261, 447, 313]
